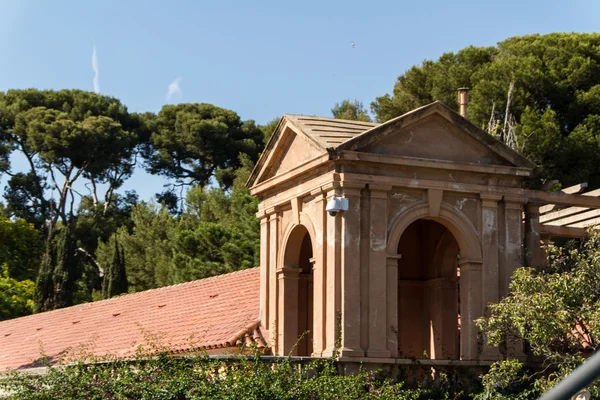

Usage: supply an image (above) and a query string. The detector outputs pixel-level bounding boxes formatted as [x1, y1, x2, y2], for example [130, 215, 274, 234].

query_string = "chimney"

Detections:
[457, 87, 469, 119]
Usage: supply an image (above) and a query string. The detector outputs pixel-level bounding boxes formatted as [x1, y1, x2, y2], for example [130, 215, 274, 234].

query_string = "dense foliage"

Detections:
[0, 90, 264, 318]
[475, 230, 600, 399]
[331, 100, 372, 122]
[144, 103, 264, 189]
[372, 33, 600, 187]
[0, 348, 424, 400]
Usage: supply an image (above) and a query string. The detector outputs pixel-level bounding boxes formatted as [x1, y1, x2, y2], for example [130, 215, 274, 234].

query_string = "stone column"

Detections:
[367, 186, 391, 357]
[502, 197, 526, 358]
[310, 189, 328, 356]
[258, 211, 270, 330]
[458, 259, 483, 360]
[277, 267, 300, 356]
[480, 194, 501, 360]
[501, 197, 525, 297]
[267, 209, 279, 351]
[386, 256, 400, 358]
[322, 188, 341, 357]
[525, 203, 545, 268]
[338, 183, 364, 357]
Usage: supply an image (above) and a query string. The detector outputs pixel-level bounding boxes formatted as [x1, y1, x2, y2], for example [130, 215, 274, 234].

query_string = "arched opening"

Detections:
[397, 219, 460, 360]
[281, 224, 314, 356]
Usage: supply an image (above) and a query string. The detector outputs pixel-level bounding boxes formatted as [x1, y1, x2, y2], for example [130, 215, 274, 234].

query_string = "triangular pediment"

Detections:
[338, 102, 536, 169]
[359, 113, 511, 166]
[247, 103, 535, 189]
[260, 126, 324, 182]
[248, 118, 326, 187]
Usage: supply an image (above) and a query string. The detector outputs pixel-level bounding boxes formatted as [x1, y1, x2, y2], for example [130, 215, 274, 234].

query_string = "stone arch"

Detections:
[277, 213, 316, 356]
[388, 201, 483, 360]
[279, 212, 317, 270]
[387, 202, 482, 261]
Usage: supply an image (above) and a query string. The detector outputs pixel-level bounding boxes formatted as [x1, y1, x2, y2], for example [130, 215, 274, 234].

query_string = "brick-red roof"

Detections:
[0, 268, 262, 371]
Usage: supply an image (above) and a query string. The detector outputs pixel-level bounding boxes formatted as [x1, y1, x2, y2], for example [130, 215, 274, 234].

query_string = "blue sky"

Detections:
[1, 0, 599, 202]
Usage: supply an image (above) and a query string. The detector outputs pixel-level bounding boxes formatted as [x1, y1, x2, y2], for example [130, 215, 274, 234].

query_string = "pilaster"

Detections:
[267, 208, 280, 351]
[311, 188, 328, 356]
[277, 267, 300, 356]
[367, 185, 391, 357]
[480, 194, 501, 359]
[386, 255, 400, 358]
[322, 188, 341, 357]
[458, 259, 483, 360]
[501, 197, 525, 297]
[258, 212, 270, 329]
[337, 182, 364, 357]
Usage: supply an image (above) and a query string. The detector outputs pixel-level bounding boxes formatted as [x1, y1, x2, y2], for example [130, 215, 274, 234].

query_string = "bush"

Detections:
[1, 350, 424, 400]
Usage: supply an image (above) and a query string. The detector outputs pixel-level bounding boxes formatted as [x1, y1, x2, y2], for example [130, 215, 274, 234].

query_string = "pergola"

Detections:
[537, 183, 600, 240]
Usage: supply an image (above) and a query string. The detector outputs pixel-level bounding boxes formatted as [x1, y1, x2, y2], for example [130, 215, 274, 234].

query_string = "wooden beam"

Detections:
[540, 224, 587, 238]
[539, 183, 589, 214]
[562, 182, 589, 194]
[544, 208, 600, 227]
[569, 216, 600, 228]
[539, 188, 600, 221]
[525, 189, 600, 209]
[540, 206, 588, 223]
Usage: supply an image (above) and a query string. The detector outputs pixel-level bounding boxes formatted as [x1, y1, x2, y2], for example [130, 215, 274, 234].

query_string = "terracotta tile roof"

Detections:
[284, 115, 379, 148]
[0, 268, 263, 371]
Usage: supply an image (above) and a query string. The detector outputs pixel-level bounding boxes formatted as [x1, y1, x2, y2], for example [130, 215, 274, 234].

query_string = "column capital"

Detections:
[339, 181, 364, 197]
[525, 202, 542, 214]
[503, 196, 526, 210]
[386, 254, 402, 267]
[480, 193, 502, 207]
[458, 259, 483, 270]
[256, 209, 269, 220]
[265, 206, 281, 216]
[276, 267, 301, 277]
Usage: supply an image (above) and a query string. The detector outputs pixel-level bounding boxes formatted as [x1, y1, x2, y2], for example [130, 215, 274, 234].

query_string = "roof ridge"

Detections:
[284, 114, 378, 125]
[0, 267, 259, 325]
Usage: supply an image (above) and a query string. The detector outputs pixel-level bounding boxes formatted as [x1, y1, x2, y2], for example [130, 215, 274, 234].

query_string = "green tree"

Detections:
[259, 117, 281, 144]
[0, 89, 146, 234]
[71, 192, 138, 300]
[172, 155, 259, 282]
[101, 236, 128, 299]
[0, 89, 147, 311]
[371, 33, 600, 187]
[0, 217, 44, 281]
[476, 231, 600, 398]
[144, 103, 264, 189]
[331, 99, 372, 122]
[0, 267, 34, 321]
[96, 202, 176, 292]
[34, 224, 80, 312]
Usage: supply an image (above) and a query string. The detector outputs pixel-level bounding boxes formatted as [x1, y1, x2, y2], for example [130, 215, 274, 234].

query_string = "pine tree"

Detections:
[102, 236, 128, 299]
[34, 224, 79, 312]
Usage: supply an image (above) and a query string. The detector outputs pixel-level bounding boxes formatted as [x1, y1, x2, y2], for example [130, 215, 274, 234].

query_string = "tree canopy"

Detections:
[371, 33, 600, 187]
[331, 99, 372, 122]
[476, 231, 600, 398]
[144, 103, 263, 189]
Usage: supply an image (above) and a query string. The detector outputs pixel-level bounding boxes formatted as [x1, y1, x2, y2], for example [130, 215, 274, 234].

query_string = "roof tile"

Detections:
[0, 268, 261, 370]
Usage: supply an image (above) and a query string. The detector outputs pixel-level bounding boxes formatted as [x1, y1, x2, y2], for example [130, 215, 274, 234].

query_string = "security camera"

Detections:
[326, 197, 349, 217]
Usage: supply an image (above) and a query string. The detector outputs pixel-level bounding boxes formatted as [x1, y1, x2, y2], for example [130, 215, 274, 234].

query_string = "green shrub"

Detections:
[1, 351, 424, 400]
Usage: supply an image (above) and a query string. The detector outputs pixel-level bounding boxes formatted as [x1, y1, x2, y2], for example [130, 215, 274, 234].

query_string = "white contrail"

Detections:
[92, 46, 100, 93]
[166, 77, 182, 101]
